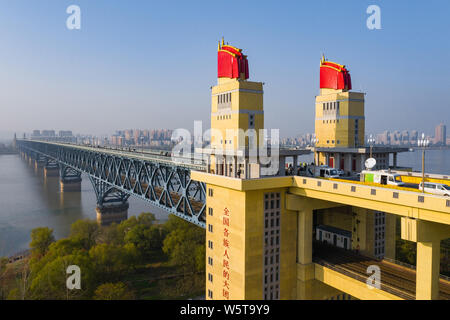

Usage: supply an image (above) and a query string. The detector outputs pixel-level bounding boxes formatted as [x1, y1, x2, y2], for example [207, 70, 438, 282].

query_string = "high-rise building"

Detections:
[434, 123, 446, 146]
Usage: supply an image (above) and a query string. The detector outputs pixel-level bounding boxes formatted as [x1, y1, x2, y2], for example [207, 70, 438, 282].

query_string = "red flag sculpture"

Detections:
[218, 39, 249, 80]
[320, 56, 352, 90]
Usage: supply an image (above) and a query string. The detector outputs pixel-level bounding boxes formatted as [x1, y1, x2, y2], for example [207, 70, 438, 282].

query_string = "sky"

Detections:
[0, 0, 449, 139]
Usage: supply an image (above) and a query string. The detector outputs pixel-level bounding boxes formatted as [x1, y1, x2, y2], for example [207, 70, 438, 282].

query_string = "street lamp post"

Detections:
[417, 133, 430, 193]
[367, 134, 375, 159]
[311, 135, 318, 166]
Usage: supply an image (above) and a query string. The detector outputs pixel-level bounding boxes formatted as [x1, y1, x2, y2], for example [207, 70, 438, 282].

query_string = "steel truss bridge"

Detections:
[17, 139, 207, 227]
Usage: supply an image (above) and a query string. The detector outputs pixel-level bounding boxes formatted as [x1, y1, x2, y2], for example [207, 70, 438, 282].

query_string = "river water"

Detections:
[0, 149, 449, 256]
[0, 154, 170, 256]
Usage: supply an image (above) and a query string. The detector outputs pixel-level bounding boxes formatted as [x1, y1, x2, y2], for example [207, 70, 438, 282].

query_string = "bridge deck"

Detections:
[313, 242, 450, 300]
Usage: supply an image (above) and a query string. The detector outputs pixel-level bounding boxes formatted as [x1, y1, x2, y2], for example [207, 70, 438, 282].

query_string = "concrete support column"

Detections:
[346, 154, 352, 174]
[44, 166, 59, 177]
[416, 240, 441, 300]
[279, 156, 286, 176]
[297, 208, 313, 265]
[60, 177, 82, 192]
[35, 159, 45, 169]
[384, 214, 397, 260]
[296, 207, 315, 300]
[96, 203, 129, 226]
[335, 153, 341, 170]
[393, 152, 398, 168]
[401, 217, 450, 300]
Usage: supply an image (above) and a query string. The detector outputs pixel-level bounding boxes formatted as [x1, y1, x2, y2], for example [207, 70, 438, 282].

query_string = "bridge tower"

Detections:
[199, 40, 301, 300]
[204, 38, 264, 179]
[314, 56, 365, 152]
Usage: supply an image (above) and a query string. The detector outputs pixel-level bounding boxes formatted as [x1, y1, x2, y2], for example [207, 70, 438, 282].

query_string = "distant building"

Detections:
[32, 130, 41, 137]
[41, 130, 55, 137]
[434, 123, 446, 146]
[59, 130, 73, 137]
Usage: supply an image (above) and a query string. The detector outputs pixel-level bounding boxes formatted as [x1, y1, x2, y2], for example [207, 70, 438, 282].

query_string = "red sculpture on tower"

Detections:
[217, 38, 249, 79]
[320, 55, 352, 90]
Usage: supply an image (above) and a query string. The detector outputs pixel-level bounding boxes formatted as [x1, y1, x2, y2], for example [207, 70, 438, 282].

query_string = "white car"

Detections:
[419, 182, 450, 196]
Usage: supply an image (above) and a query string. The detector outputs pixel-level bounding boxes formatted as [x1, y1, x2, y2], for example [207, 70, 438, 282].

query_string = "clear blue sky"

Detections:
[0, 0, 449, 138]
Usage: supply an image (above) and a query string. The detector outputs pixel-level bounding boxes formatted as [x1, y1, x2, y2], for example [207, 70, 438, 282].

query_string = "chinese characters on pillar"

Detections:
[222, 207, 230, 299]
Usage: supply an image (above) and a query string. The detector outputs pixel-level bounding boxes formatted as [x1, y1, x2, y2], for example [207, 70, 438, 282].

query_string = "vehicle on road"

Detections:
[360, 170, 405, 186]
[314, 165, 341, 178]
[418, 182, 450, 196]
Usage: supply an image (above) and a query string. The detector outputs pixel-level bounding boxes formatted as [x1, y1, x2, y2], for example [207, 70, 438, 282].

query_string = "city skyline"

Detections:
[0, 1, 449, 139]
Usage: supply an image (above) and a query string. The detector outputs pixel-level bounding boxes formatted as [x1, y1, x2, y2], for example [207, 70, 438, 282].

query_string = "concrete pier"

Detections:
[34, 160, 45, 170]
[60, 177, 82, 192]
[44, 166, 59, 177]
[96, 203, 129, 226]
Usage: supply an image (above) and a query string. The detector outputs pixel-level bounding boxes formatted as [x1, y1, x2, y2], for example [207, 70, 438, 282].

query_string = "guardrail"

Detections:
[383, 257, 450, 282]
[314, 258, 414, 300]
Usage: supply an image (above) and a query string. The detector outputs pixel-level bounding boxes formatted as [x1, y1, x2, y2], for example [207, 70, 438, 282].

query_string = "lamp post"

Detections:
[311, 135, 318, 165]
[367, 134, 375, 159]
[417, 133, 430, 193]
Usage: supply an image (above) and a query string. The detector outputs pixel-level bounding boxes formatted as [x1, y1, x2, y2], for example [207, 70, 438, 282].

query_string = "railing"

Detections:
[314, 258, 414, 300]
[24, 139, 207, 171]
[383, 257, 450, 282]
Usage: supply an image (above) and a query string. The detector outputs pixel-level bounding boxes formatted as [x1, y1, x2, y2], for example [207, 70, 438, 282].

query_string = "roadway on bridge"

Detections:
[313, 242, 450, 300]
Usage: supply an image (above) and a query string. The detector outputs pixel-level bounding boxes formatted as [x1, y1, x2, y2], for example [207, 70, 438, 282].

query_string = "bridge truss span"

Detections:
[17, 139, 207, 227]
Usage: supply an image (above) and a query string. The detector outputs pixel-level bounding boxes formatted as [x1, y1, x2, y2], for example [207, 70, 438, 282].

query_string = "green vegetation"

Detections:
[0, 213, 205, 300]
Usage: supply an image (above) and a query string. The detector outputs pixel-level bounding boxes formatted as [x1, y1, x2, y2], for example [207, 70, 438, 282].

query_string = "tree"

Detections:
[0, 257, 10, 299]
[69, 219, 99, 250]
[163, 216, 205, 274]
[30, 227, 55, 258]
[88, 243, 135, 282]
[29, 251, 94, 300]
[136, 212, 156, 226]
[124, 224, 163, 259]
[93, 282, 134, 300]
[97, 223, 124, 246]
